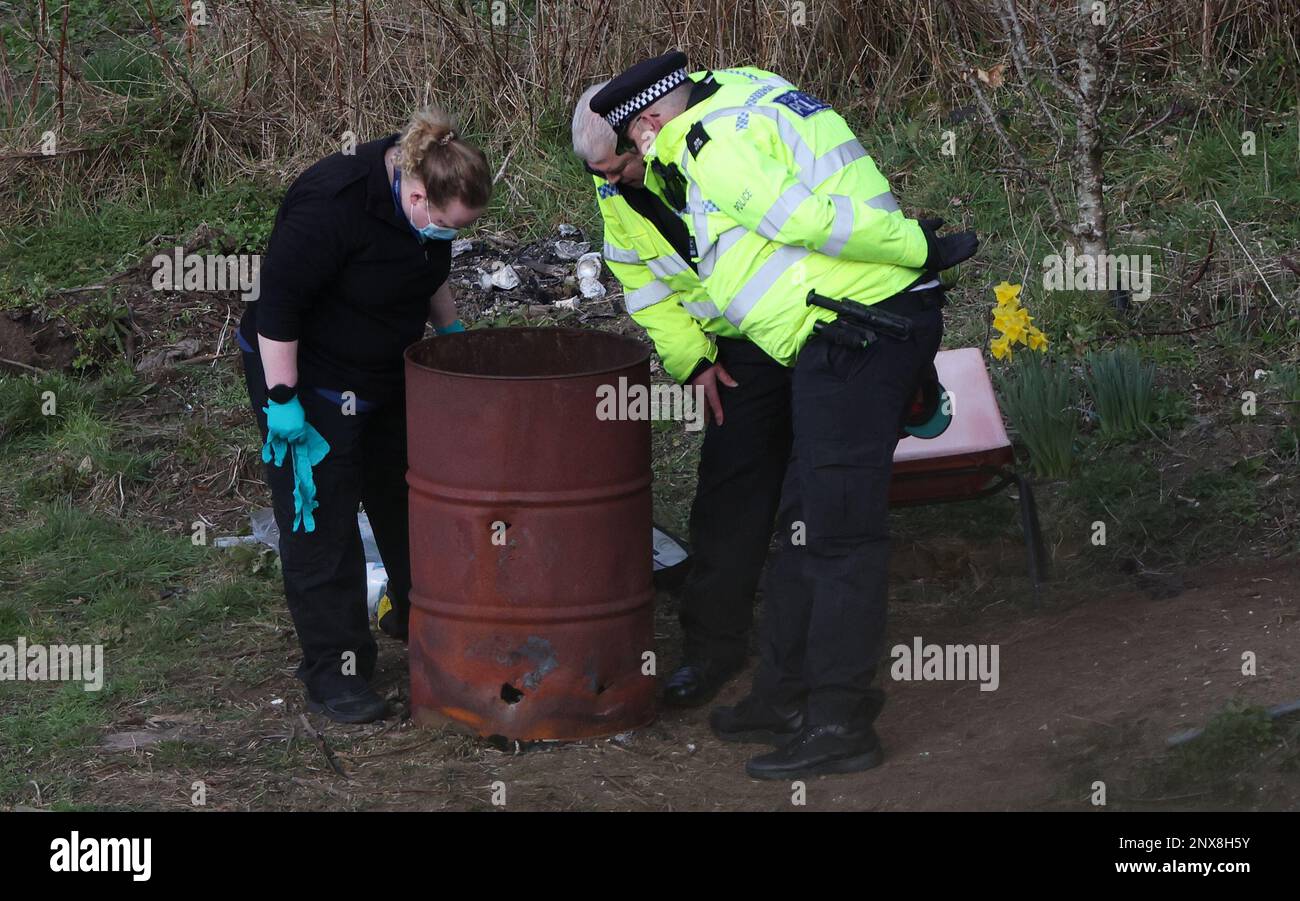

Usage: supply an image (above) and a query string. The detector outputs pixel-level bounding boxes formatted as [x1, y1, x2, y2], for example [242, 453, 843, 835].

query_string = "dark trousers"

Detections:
[678, 337, 793, 666]
[750, 289, 945, 729]
[241, 350, 412, 700]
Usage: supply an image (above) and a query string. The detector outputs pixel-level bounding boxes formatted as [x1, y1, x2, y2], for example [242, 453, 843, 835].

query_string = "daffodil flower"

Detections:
[993, 281, 1022, 307]
[989, 281, 1048, 360]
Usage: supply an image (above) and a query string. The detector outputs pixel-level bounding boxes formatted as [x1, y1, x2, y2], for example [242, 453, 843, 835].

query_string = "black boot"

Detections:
[745, 724, 883, 780]
[710, 696, 804, 745]
[662, 658, 744, 708]
[306, 675, 389, 724]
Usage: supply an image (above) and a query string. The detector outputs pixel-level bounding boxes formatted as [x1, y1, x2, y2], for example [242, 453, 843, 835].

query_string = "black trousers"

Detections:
[678, 337, 793, 667]
[749, 288, 945, 730]
[241, 350, 412, 700]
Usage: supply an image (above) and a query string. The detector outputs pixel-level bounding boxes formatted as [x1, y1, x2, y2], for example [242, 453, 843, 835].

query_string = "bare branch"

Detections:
[998, 0, 1060, 133]
[957, 57, 1069, 229]
[1027, 2, 1082, 104]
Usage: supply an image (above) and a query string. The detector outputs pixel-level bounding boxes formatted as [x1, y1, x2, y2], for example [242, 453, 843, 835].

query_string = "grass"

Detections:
[1084, 345, 1157, 440]
[996, 354, 1079, 479]
[0, 502, 285, 803]
[1136, 705, 1297, 806]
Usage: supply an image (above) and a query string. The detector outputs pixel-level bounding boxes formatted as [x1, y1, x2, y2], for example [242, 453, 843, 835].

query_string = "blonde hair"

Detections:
[398, 106, 492, 210]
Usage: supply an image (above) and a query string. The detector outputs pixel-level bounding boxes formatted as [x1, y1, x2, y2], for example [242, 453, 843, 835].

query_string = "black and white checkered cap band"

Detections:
[605, 67, 689, 131]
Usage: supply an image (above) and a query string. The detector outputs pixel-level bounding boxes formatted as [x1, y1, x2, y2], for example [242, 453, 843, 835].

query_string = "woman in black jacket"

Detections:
[238, 108, 491, 723]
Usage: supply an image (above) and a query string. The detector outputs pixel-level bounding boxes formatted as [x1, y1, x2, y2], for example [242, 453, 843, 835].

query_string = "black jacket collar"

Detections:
[687, 72, 721, 109]
[364, 133, 405, 229]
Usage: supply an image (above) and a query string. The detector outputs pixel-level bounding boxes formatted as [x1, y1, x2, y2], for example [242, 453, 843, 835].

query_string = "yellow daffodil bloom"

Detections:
[993, 281, 1022, 307]
[989, 281, 1048, 359]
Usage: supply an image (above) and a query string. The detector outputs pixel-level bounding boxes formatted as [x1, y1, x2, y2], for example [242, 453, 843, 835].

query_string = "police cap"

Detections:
[589, 51, 689, 134]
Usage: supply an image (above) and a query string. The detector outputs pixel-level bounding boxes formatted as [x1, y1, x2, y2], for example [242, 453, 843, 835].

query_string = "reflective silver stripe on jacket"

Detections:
[693, 108, 898, 246]
[756, 182, 814, 240]
[819, 194, 855, 256]
[864, 190, 899, 212]
[699, 105, 816, 175]
[624, 280, 674, 313]
[680, 299, 722, 319]
[725, 245, 811, 327]
[646, 253, 692, 279]
[685, 100, 899, 321]
[808, 138, 867, 185]
[602, 242, 641, 264]
[697, 226, 746, 279]
[755, 185, 896, 250]
[680, 153, 715, 264]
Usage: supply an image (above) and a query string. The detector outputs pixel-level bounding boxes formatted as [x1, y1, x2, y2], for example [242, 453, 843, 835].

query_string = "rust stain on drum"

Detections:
[404, 327, 657, 741]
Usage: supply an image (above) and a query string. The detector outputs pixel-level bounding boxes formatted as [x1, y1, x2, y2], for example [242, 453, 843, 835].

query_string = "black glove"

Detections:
[919, 218, 979, 271]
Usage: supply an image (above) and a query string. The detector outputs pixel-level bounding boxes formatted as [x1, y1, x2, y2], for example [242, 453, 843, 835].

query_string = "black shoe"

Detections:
[305, 677, 389, 724]
[710, 696, 804, 746]
[745, 724, 884, 780]
[376, 593, 408, 643]
[662, 658, 744, 708]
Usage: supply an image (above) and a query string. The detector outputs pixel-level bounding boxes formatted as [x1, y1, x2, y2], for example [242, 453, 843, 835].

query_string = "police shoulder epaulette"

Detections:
[686, 121, 711, 159]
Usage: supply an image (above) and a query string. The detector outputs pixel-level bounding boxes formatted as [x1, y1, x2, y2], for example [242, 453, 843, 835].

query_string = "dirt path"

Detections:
[70, 557, 1299, 812]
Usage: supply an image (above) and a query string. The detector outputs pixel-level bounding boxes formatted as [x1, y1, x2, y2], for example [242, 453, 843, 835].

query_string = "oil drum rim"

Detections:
[404, 326, 650, 381]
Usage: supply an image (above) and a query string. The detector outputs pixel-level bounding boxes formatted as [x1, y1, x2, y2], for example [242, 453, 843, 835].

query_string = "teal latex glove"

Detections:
[289, 422, 330, 532]
[260, 396, 331, 532]
[261, 396, 307, 467]
[435, 319, 466, 335]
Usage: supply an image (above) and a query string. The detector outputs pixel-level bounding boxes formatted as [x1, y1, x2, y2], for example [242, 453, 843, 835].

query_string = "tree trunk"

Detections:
[1073, 0, 1109, 263]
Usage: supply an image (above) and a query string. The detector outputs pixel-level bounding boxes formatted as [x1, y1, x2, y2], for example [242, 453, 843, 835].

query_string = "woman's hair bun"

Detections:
[400, 107, 458, 173]
[399, 106, 493, 210]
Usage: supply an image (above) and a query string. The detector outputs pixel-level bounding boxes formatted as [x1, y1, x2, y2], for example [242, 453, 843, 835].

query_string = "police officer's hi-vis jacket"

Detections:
[642, 67, 931, 367]
[593, 68, 788, 384]
[593, 173, 743, 384]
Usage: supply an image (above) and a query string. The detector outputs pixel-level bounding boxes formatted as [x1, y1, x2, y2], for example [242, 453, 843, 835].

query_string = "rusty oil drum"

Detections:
[404, 327, 656, 740]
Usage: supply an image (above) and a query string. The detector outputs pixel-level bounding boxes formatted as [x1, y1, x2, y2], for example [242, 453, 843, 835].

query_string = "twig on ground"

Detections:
[298, 714, 348, 778]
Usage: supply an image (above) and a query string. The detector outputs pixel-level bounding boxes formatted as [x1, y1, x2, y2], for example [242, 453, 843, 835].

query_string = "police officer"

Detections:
[591, 53, 977, 778]
[572, 79, 793, 708]
[238, 108, 492, 723]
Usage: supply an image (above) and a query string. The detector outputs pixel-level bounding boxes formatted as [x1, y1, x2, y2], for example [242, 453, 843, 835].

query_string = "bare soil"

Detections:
[66, 553, 1299, 812]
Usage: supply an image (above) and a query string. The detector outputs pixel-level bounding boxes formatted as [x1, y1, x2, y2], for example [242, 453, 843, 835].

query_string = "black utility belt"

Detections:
[875, 284, 948, 316]
[806, 288, 941, 350]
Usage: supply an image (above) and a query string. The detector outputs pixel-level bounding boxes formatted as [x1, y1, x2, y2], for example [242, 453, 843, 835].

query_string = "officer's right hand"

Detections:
[261, 396, 307, 467]
[691, 362, 739, 427]
[919, 219, 979, 272]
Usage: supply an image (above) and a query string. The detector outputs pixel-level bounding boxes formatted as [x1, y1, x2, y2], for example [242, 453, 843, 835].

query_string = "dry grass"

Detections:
[2, 0, 1296, 226]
